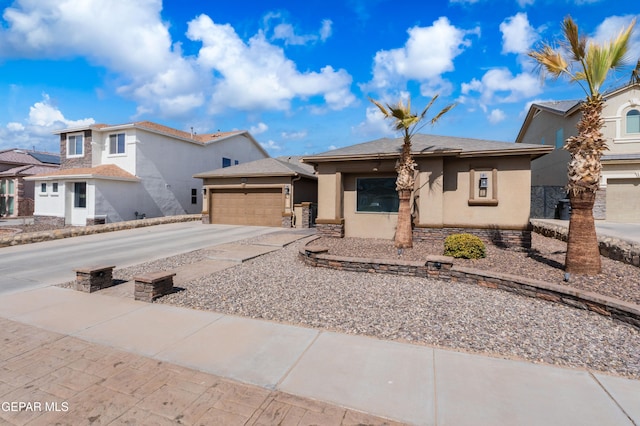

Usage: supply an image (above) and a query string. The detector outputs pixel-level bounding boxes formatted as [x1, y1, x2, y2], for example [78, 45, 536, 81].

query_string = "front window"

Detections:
[356, 177, 399, 213]
[627, 110, 640, 134]
[74, 182, 87, 208]
[555, 128, 564, 148]
[41, 183, 47, 193]
[191, 188, 197, 204]
[68, 134, 84, 156]
[109, 133, 126, 154]
[222, 157, 231, 168]
[52, 182, 59, 193]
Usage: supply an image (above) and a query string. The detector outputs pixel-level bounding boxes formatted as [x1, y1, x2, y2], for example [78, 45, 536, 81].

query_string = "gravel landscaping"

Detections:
[145, 233, 640, 381]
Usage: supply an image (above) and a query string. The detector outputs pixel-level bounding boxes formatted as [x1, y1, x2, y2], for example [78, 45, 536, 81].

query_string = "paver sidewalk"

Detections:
[0, 317, 402, 426]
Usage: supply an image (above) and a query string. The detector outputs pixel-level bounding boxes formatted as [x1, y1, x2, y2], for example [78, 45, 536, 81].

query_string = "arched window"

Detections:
[627, 109, 640, 133]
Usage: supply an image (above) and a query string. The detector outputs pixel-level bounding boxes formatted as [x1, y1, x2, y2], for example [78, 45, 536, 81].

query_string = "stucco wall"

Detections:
[315, 155, 533, 240]
[603, 86, 640, 154]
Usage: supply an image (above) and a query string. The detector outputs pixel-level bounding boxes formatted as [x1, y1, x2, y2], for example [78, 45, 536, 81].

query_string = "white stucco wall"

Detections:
[32, 180, 65, 217]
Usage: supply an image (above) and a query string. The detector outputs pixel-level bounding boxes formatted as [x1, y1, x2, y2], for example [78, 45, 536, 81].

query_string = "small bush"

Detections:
[443, 233, 486, 259]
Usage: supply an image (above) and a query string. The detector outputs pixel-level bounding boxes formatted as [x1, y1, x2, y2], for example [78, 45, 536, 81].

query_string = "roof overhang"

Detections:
[24, 174, 139, 182]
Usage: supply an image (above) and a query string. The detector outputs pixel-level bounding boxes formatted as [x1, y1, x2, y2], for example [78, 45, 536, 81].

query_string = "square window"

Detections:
[235, 160, 239, 165]
[356, 178, 399, 213]
[222, 157, 231, 168]
[68, 134, 84, 156]
[109, 133, 126, 154]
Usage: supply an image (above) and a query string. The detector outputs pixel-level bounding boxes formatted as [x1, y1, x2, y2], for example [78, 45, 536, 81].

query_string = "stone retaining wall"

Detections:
[0, 215, 200, 248]
[413, 226, 531, 249]
[530, 219, 640, 267]
[299, 239, 640, 331]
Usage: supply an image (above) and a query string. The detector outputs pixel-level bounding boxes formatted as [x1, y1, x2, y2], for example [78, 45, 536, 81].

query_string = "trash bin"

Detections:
[558, 199, 571, 220]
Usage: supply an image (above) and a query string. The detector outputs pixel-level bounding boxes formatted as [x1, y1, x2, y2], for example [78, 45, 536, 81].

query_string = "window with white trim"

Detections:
[627, 109, 640, 134]
[41, 183, 47, 193]
[67, 134, 84, 156]
[109, 133, 126, 154]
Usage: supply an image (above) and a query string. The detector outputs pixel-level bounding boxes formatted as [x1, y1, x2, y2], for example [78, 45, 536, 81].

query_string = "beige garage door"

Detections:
[210, 188, 283, 226]
[606, 178, 640, 223]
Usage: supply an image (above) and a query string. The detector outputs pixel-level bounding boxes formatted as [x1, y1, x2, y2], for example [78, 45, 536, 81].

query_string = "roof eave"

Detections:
[25, 174, 139, 182]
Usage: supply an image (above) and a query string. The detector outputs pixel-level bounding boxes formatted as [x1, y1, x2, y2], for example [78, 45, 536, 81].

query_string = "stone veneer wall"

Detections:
[299, 241, 640, 330]
[593, 187, 606, 220]
[282, 213, 293, 228]
[1, 214, 200, 248]
[413, 226, 532, 249]
[60, 130, 93, 169]
[531, 219, 640, 267]
[33, 215, 65, 227]
[316, 219, 344, 238]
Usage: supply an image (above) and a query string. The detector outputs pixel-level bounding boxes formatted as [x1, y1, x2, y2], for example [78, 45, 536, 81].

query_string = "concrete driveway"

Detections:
[0, 222, 279, 295]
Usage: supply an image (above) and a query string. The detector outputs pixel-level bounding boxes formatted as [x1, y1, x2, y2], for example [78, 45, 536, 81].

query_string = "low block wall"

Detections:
[299, 240, 640, 331]
[531, 219, 640, 268]
[0, 215, 200, 248]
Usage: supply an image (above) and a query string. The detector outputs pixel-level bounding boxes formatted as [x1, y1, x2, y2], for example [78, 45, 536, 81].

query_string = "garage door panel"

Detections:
[210, 188, 283, 227]
[606, 179, 640, 223]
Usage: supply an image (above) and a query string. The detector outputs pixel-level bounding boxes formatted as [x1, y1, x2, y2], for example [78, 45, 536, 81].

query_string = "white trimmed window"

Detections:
[67, 134, 84, 157]
[109, 133, 126, 154]
[627, 110, 640, 134]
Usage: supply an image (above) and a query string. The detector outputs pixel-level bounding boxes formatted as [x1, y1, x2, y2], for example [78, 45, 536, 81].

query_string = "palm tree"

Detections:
[631, 59, 640, 84]
[370, 95, 455, 248]
[529, 16, 635, 274]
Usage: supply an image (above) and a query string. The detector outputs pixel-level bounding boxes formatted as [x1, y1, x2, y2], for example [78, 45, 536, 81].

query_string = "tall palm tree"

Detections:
[529, 16, 635, 275]
[370, 96, 455, 248]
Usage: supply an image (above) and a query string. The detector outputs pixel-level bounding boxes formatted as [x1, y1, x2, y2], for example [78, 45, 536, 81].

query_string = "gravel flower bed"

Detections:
[309, 233, 640, 306]
[157, 235, 640, 380]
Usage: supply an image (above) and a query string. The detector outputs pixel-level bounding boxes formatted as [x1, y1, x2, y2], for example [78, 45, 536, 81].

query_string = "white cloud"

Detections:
[363, 17, 479, 97]
[0, 94, 94, 151]
[265, 12, 333, 45]
[352, 105, 396, 137]
[517, 0, 535, 7]
[188, 14, 355, 113]
[249, 122, 269, 135]
[500, 13, 537, 54]
[593, 15, 640, 65]
[28, 94, 95, 131]
[462, 68, 541, 104]
[327, 144, 338, 150]
[6, 122, 24, 131]
[282, 131, 307, 139]
[488, 109, 506, 124]
[0, 2, 351, 119]
[260, 140, 282, 151]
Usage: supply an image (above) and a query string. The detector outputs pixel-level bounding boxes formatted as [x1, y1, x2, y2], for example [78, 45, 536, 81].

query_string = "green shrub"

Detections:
[443, 233, 486, 259]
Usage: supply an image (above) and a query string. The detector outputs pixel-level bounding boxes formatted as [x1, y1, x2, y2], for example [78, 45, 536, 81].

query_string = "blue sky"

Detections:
[0, 0, 638, 156]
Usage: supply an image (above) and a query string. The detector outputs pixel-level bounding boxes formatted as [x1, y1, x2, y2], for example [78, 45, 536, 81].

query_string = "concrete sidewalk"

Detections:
[1, 231, 639, 425]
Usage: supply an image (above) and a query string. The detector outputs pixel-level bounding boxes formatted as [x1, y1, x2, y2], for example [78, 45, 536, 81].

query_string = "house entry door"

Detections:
[70, 182, 87, 226]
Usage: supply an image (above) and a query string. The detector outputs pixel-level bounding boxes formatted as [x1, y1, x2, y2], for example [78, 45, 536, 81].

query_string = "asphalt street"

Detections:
[0, 222, 278, 295]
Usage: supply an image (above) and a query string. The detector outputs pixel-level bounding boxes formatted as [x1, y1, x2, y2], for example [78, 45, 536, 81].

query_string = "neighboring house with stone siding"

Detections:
[0, 149, 60, 217]
[517, 82, 640, 222]
[301, 134, 551, 249]
[26, 121, 268, 226]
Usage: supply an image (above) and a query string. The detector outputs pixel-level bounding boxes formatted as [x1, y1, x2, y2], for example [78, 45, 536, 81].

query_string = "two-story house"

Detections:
[516, 82, 640, 222]
[26, 121, 268, 226]
[0, 149, 60, 218]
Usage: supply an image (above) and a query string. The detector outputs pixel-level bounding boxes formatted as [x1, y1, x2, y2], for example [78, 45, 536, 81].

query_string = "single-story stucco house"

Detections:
[195, 156, 317, 228]
[301, 134, 552, 248]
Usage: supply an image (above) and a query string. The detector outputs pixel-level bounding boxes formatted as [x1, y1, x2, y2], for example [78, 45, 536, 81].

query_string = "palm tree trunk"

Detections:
[565, 191, 601, 274]
[395, 189, 413, 248]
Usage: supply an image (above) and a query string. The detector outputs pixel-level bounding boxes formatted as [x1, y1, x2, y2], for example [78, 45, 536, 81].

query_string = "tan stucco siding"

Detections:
[441, 158, 532, 228]
[414, 158, 444, 226]
[530, 149, 570, 187]
[603, 86, 640, 155]
[316, 164, 342, 221]
[343, 172, 398, 239]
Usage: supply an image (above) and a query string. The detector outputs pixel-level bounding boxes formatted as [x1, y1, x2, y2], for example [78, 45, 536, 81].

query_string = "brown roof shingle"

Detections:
[29, 164, 138, 181]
